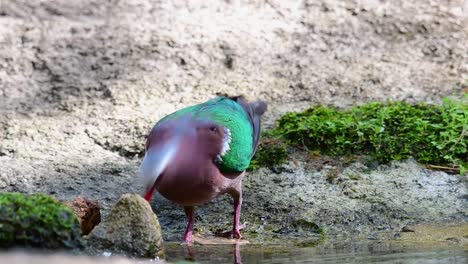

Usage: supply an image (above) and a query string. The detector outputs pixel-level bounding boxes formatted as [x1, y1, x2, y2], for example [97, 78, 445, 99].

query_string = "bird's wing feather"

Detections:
[225, 95, 267, 158]
[203, 95, 267, 173]
[195, 97, 254, 172]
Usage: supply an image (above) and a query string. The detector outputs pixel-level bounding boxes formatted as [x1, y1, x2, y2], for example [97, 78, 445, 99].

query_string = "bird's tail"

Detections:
[139, 136, 180, 200]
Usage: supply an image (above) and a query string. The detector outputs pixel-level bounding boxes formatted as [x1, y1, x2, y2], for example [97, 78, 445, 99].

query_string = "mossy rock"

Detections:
[86, 193, 164, 258]
[0, 192, 84, 249]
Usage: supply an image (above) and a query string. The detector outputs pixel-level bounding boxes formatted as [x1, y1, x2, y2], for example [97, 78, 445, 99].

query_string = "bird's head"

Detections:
[139, 117, 231, 202]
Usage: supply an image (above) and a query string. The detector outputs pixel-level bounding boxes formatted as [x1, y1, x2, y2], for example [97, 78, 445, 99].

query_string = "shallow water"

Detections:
[164, 241, 467, 264]
[0, 240, 466, 264]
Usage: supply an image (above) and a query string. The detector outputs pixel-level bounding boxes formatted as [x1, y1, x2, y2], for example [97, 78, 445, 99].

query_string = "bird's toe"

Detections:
[232, 229, 242, 239]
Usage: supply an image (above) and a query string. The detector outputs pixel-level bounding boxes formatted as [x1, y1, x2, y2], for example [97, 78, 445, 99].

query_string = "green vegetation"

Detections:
[0, 192, 84, 249]
[250, 95, 467, 174]
[248, 132, 288, 171]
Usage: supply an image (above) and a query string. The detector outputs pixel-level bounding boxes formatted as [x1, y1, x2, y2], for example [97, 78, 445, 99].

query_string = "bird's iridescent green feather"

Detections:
[155, 96, 254, 172]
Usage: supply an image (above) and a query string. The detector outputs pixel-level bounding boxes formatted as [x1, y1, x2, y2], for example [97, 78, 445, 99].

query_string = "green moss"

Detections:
[0, 192, 84, 249]
[248, 132, 289, 171]
[144, 242, 165, 259]
[347, 174, 363, 181]
[250, 95, 467, 174]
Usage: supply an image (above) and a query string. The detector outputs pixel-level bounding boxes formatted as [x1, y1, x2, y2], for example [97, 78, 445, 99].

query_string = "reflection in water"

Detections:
[181, 243, 242, 264]
[165, 241, 467, 264]
[234, 244, 241, 264]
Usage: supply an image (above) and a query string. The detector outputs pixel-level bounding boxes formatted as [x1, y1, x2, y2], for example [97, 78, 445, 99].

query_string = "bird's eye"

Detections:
[210, 126, 218, 132]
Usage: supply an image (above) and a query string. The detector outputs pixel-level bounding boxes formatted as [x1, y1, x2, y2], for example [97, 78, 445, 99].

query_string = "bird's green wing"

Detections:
[194, 96, 255, 173]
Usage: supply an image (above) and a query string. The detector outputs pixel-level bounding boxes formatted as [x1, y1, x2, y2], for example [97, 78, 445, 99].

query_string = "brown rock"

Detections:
[86, 193, 164, 258]
[64, 197, 101, 235]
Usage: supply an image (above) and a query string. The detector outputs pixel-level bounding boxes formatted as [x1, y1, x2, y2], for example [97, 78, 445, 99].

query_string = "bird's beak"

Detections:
[139, 135, 180, 202]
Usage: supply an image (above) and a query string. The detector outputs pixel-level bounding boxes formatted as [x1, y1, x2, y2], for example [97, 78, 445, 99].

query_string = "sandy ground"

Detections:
[0, 0, 467, 247]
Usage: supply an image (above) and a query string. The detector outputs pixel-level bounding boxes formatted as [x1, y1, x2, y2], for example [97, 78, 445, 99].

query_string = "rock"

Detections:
[0, 192, 84, 249]
[86, 193, 164, 258]
[64, 197, 101, 235]
[401, 226, 415, 233]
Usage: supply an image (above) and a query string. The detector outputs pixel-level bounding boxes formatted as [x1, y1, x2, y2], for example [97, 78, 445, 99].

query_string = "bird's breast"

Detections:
[155, 158, 229, 206]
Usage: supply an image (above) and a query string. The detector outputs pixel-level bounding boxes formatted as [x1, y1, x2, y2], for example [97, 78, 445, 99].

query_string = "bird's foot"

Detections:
[183, 230, 193, 245]
[215, 224, 246, 239]
[232, 228, 242, 239]
[183, 236, 193, 245]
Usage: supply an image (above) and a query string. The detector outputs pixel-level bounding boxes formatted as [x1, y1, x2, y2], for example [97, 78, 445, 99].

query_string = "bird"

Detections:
[139, 95, 267, 244]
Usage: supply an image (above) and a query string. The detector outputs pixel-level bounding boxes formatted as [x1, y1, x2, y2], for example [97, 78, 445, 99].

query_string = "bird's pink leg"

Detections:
[215, 187, 245, 239]
[183, 206, 195, 244]
[232, 195, 243, 239]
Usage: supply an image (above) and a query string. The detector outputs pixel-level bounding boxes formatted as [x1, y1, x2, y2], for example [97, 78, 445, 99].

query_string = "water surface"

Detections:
[164, 240, 467, 264]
